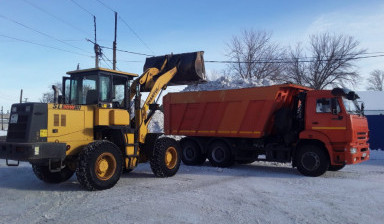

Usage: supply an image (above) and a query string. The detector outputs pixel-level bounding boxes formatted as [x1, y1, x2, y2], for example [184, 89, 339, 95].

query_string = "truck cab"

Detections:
[301, 88, 369, 169]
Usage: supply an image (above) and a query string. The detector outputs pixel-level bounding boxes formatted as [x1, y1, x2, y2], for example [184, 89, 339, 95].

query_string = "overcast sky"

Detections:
[0, 0, 383, 110]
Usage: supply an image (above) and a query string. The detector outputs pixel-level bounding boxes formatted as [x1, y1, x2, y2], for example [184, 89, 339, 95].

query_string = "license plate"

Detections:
[10, 114, 18, 124]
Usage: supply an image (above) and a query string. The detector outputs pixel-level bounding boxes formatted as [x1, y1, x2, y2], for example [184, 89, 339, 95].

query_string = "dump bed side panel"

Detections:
[164, 84, 308, 138]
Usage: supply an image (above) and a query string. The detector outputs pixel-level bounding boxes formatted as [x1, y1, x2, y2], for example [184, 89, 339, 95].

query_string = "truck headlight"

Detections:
[350, 147, 357, 154]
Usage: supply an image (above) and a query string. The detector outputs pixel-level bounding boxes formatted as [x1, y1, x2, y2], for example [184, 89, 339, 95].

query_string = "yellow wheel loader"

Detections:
[0, 51, 206, 190]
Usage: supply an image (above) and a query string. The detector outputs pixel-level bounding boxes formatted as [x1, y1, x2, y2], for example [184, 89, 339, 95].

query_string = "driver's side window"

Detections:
[316, 98, 340, 113]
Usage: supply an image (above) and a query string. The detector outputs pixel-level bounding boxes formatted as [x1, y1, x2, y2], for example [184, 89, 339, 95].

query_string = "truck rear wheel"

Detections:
[150, 137, 181, 177]
[208, 141, 234, 168]
[32, 164, 74, 184]
[76, 141, 123, 191]
[181, 139, 206, 165]
[328, 164, 345, 171]
[296, 145, 329, 177]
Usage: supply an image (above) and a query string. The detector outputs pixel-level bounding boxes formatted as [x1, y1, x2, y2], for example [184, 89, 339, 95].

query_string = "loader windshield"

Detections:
[70, 75, 98, 105]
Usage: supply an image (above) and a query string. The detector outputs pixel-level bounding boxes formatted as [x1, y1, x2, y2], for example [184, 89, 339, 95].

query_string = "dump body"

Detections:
[164, 84, 310, 138]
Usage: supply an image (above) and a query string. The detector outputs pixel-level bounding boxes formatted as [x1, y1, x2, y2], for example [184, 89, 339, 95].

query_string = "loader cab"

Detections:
[63, 68, 138, 108]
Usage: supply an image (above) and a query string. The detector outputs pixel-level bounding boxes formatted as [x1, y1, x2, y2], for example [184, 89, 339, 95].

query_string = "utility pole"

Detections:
[113, 11, 117, 70]
[93, 16, 101, 68]
[1, 106, 3, 131]
[20, 89, 23, 103]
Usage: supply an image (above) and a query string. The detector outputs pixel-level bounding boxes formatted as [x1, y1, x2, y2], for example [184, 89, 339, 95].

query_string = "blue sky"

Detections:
[0, 0, 384, 110]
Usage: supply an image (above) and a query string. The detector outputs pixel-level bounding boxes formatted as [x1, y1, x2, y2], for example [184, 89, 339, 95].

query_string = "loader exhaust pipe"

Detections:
[52, 85, 59, 104]
[143, 51, 206, 85]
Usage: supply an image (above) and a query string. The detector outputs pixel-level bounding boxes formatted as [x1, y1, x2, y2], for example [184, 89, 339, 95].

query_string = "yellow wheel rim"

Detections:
[165, 147, 178, 169]
[95, 152, 117, 181]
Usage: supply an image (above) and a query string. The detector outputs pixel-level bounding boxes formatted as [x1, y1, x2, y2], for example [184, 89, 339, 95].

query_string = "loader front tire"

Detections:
[32, 164, 74, 184]
[150, 137, 181, 177]
[76, 141, 123, 191]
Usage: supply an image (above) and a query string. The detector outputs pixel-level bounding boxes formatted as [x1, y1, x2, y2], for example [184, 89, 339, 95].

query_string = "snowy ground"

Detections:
[0, 151, 383, 224]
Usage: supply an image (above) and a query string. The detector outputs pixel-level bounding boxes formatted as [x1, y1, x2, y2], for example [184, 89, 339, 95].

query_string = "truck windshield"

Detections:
[342, 97, 361, 115]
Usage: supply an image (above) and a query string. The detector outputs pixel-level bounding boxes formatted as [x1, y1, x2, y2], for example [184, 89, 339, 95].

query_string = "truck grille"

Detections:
[357, 132, 367, 140]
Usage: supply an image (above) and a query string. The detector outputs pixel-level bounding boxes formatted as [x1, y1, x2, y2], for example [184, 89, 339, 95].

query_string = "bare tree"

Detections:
[226, 29, 284, 81]
[40, 82, 62, 103]
[284, 33, 366, 89]
[367, 70, 384, 91]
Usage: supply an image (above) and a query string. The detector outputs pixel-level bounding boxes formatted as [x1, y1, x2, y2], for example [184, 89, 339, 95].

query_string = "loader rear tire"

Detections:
[208, 141, 234, 168]
[150, 137, 181, 177]
[32, 164, 74, 184]
[296, 145, 329, 177]
[76, 141, 123, 191]
[181, 139, 206, 165]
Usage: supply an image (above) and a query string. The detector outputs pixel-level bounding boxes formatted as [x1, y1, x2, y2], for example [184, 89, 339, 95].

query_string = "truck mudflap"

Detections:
[0, 142, 66, 163]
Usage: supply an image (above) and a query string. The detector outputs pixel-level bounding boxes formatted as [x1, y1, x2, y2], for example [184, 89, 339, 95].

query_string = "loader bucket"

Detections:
[143, 51, 206, 85]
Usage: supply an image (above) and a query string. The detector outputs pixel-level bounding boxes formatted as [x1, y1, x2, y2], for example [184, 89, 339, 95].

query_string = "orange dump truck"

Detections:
[163, 84, 370, 176]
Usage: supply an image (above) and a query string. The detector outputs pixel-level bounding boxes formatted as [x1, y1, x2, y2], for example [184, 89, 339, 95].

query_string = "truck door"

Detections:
[307, 97, 347, 143]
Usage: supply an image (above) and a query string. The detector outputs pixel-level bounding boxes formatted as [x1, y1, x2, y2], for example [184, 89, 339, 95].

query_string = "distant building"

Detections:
[357, 91, 384, 150]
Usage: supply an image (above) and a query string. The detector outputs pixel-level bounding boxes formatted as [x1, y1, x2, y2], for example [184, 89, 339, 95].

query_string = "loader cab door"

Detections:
[306, 95, 347, 143]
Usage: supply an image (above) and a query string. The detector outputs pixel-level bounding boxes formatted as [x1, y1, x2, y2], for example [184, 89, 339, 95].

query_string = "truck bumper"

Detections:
[332, 146, 370, 165]
[0, 141, 66, 163]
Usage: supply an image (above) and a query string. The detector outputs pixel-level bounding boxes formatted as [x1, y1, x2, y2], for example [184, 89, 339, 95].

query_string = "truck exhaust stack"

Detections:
[143, 51, 206, 85]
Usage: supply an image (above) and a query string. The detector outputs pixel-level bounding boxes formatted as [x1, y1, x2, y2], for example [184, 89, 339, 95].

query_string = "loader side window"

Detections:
[112, 76, 128, 108]
[100, 75, 111, 102]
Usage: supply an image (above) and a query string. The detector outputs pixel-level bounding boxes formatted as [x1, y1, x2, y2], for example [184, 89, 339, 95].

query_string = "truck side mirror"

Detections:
[361, 102, 365, 116]
[331, 98, 338, 115]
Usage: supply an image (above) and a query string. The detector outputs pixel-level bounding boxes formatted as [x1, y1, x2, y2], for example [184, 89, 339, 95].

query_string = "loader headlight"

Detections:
[350, 147, 357, 154]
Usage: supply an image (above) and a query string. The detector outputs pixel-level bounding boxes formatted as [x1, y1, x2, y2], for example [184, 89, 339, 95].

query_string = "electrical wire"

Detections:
[68, 0, 95, 16]
[22, 0, 92, 37]
[0, 34, 92, 57]
[92, 0, 155, 55]
[100, 45, 154, 57]
[94, 0, 115, 13]
[0, 14, 92, 54]
[118, 16, 156, 55]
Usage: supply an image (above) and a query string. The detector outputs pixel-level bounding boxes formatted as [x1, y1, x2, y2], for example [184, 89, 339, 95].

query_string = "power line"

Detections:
[118, 16, 156, 55]
[68, 0, 95, 16]
[0, 34, 92, 57]
[100, 45, 154, 57]
[94, 0, 115, 13]
[92, 0, 155, 55]
[0, 14, 91, 54]
[22, 0, 92, 37]
[205, 54, 384, 64]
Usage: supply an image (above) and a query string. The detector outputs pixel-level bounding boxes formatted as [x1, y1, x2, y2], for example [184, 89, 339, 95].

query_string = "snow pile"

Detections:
[148, 111, 164, 133]
[183, 76, 275, 92]
[0, 130, 6, 136]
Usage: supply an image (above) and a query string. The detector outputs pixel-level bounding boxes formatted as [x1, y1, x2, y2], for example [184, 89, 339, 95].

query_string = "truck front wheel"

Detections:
[150, 137, 181, 177]
[296, 145, 329, 177]
[208, 141, 234, 168]
[32, 164, 74, 184]
[76, 141, 123, 191]
[181, 139, 206, 165]
[328, 164, 345, 171]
